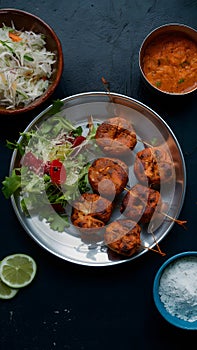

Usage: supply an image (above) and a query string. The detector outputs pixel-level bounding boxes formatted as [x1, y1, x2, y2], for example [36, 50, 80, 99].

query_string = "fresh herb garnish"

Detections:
[24, 54, 34, 61]
[47, 99, 64, 115]
[2, 169, 21, 199]
[156, 81, 161, 87]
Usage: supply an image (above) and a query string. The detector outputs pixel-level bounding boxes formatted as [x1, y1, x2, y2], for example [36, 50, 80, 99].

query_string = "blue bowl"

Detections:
[153, 251, 197, 330]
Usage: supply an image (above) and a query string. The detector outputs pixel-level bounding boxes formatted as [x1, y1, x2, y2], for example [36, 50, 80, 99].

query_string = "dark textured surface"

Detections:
[0, 1, 197, 349]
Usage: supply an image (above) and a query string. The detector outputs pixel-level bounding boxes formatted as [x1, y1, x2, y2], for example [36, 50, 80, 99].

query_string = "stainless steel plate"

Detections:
[10, 92, 186, 266]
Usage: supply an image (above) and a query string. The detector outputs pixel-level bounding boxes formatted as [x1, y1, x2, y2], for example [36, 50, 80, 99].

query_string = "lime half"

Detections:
[0, 276, 18, 299]
[0, 254, 37, 288]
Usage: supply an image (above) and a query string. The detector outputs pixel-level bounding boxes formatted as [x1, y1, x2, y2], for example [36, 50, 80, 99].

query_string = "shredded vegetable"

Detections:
[0, 23, 56, 109]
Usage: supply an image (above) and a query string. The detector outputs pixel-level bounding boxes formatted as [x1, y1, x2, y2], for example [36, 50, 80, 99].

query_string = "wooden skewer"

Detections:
[141, 245, 166, 256]
[160, 212, 187, 229]
[137, 138, 154, 148]
[122, 185, 187, 257]
[124, 187, 187, 229]
[122, 186, 165, 256]
[149, 226, 166, 256]
[101, 76, 113, 102]
[101, 76, 110, 93]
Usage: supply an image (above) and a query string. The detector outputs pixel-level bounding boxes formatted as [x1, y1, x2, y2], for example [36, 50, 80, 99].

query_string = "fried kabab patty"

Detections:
[88, 157, 129, 198]
[120, 183, 162, 224]
[104, 219, 141, 257]
[71, 193, 113, 229]
[134, 147, 173, 188]
[95, 117, 137, 156]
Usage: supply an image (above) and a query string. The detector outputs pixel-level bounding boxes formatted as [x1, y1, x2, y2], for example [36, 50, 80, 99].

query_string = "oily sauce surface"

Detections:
[142, 33, 197, 93]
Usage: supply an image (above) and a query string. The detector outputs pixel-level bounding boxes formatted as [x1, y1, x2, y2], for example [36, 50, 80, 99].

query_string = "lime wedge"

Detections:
[0, 276, 18, 299]
[0, 254, 37, 288]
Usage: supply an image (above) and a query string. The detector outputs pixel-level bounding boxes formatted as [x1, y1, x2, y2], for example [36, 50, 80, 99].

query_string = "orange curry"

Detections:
[142, 33, 197, 93]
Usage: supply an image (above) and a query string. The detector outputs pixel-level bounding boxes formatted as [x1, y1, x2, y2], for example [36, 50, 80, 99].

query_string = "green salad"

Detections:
[2, 100, 98, 232]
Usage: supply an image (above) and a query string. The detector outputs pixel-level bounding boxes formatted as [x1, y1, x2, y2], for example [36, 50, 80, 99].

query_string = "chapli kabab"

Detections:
[142, 32, 197, 94]
[71, 193, 113, 229]
[88, 157, 129, 199]
[104, 219, 141, 257]
[71, 193, 114, 242]
[120, 183, 162, 225]
[134, 147, 174, 188]
[95, 117, 137, 157]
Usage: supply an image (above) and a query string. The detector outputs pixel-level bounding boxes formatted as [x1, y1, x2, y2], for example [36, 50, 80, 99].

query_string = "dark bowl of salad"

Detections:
[0, 8, 63, 115]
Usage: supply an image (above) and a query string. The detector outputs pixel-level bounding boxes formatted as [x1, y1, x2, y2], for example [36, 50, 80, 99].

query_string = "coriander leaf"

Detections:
[20, 198, 30, 216]
[0, 39, 14, 53]
[2, 169, 21, 199]
[6, 139, 25, 156]
[71, 126, 83, 137]
[24, 55, 34, 61]
[48, 99, 64, 115]
[45, 212, 69, 232]
[178, 78, 184, 84]
[6, 131, 34, 156]
[78, 172, 90, 193]
[156, 81, 161, 87]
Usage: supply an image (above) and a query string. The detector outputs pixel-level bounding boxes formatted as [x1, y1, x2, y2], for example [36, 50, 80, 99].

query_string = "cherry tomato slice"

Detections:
[72, 136, 86, 148]
[49, 159, 67, 185]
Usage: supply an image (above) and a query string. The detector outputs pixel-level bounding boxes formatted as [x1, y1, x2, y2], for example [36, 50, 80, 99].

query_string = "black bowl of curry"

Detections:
[139, 23, 197, 95]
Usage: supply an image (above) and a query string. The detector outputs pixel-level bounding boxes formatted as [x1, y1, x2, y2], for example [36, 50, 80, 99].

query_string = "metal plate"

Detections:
[10, 92, 186, 266]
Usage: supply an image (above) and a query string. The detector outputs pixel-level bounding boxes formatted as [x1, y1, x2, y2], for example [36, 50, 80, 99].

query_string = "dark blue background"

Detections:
[0, 1, 197, 349]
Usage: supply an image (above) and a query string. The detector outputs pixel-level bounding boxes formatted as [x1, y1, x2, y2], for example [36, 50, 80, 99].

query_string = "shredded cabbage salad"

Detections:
[0, 23, 56, 109]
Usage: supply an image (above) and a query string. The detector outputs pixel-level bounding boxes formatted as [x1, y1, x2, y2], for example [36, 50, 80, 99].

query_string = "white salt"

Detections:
[159, 256, 197, 322]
